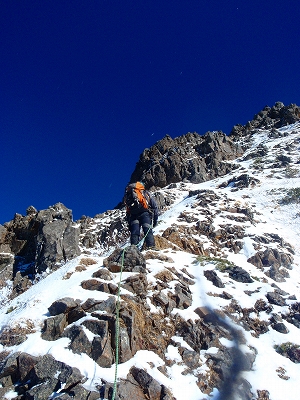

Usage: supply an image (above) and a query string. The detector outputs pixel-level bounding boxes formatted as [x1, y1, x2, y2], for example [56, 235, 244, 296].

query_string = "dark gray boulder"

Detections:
[48, 297, 80, 316]
[204, 269, 225, 288]
[81, 296, 116, 313]
[266, 292, 287, 307]
[41, 313, 68, 341]
[62, 325, 92, 355]
[228, 266, 254, 283]
[103, 246, 146, 273]
[272, 322, 289, 334]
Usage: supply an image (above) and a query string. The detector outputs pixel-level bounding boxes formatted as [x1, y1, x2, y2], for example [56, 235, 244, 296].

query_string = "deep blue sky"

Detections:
[1, 1, 300, 224]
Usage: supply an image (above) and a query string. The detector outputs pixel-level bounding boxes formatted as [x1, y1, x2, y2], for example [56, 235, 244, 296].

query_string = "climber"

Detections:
[123, 182, 158, 249]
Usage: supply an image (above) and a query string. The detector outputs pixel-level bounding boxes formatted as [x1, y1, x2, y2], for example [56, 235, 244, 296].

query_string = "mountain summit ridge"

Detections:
[129, 102, 300, 190]
[0, 103, 299, 399]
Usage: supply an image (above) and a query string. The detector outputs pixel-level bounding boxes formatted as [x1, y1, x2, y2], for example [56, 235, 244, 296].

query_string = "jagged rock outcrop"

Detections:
[247, 248, 293, 282]
[129, 131, 243, 189]
[79, 209, 130, 252]
[229, 102, 300, 138]
[0, 203, 80, 278]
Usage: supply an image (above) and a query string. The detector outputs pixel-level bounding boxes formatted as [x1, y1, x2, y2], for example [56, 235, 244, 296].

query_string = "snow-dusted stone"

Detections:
[228, 266, 254, 283]
[265, 264, 290, 282]
[48, 297, 79, 316]
[34, 203, 80, 273]
[248, 248, 294, 281]
[63, 325, 92, 355]
[81, 279, 110, 293]
[12, 271, 32, 298]
[101, 370, 175, 400]
[118, 324, 133, 363]
[100, 376, 146, 399]
[194, 306, 211, 319]
[219, 173, 260, 189]
[220, 291, 234, 300]
[41, 313, 68, 341]
[286, 347, 300, 363]
[230, 102, 300, 139]
[81, 296, 116, 314]
[103, 245, 147, 273]
[0, 351, 21, 383]
[121, 273, 148, 297]
[272, 322, 289, 334]
[256, 389, 271, 399]
[67, 305, 87, 324]
[266, 292, 287, 307]
[176, 316, 217, 352]
[0, 202, 80, 282]
[254, 299, 273, 313]
[153, 292, 170, 307]
[92, 267, 113, 280]
[83, 319, 114, 367]
[91, 335, 114, 368]
[283, 303, 300, 328]
[180, 347, 200, 370]
[131, 366, 166, 400]
[107, 285, 118, 296]
[54, 385, 100, 399]
[204, 269, 225, 288]
[173, 283, 192, 309]
[162, 225, 207, 254]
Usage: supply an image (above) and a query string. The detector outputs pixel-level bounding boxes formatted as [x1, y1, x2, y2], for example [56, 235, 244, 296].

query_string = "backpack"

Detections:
[124, 182, 150, 212]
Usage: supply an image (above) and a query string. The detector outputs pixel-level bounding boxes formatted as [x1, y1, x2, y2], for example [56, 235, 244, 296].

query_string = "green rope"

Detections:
[111, 222, 153, 400]
[111, 247, 125, 400]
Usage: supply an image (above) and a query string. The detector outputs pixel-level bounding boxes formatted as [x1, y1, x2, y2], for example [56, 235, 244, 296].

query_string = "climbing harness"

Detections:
[111, 223, 153, 400]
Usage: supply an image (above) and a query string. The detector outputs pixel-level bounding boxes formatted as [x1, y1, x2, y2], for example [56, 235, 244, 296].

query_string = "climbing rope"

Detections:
[111, 223, 153, 400]
[111, 247, 125, 400]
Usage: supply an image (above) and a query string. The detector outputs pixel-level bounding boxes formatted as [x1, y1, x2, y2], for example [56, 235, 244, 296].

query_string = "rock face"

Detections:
[0, 203, 80, 297]
[79, 210, 130, 252]
[129, 131, 243, 189]
[229, 102, 300, 138]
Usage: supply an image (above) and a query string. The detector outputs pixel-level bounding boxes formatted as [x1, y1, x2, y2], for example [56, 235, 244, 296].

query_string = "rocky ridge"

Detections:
[0, 102, 299, 399]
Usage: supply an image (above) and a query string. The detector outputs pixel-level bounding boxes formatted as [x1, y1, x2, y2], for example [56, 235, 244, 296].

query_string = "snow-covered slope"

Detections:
[0, 123, 299, 400]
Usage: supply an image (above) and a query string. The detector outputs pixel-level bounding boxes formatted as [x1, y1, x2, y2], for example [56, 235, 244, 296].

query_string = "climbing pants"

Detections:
[129, 211, 155, 247]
